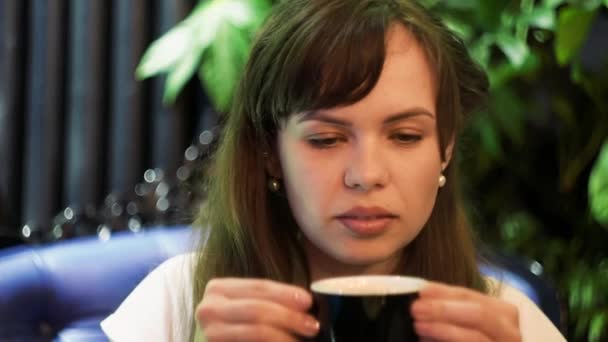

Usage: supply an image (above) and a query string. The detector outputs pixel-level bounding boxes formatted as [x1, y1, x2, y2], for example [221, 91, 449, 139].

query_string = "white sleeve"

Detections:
[100, 254, 195, 342]
[494, 280, 566, 342]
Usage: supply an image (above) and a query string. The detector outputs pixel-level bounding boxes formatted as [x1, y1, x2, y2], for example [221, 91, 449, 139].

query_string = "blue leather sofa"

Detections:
[0, 226, 196, 341]
[0, 226, 562, 341]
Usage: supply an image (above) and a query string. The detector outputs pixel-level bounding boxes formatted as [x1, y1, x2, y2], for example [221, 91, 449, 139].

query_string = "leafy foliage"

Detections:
[136, 0, 272, 109]
[138, 0, 608, 340]
[423, 1, 608, 340]
[590, 141, 608, 226]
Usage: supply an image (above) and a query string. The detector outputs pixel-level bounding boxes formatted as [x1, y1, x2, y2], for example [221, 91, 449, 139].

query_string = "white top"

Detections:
[101, 254, 566, 342]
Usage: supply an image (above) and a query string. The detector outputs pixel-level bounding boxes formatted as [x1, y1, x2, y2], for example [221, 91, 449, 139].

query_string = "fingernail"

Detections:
[414, 321, 432, 335]
[411, 301, 431, 320]
[302, 316, 320, 335]
[293, 291, 312, 307]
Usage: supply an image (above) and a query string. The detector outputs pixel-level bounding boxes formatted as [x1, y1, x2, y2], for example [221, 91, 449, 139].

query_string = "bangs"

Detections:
[287, 6, 390, 113]
[246, 1, 395, 130]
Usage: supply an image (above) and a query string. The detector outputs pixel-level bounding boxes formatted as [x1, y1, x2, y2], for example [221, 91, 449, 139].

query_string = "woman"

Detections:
[102, 0, 565, 341]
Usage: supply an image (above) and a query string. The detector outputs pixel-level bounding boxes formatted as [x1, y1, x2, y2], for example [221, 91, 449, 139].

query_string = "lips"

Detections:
[336, 206, 398, 236]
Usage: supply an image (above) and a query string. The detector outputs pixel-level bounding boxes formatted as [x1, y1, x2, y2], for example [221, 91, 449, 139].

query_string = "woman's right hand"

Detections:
[196, 278, 320, 341]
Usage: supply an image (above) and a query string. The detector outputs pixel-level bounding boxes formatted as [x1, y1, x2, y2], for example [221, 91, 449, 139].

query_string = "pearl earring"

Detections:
[438, 174, 446, 187]
[268, 178, 281, 192]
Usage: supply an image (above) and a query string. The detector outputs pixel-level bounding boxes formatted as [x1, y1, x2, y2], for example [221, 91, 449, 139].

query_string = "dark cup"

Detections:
[308, 275, 425, 342]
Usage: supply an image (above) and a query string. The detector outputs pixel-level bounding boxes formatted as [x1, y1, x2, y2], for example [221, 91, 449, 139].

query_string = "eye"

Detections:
[390, 132, 422, 144]
[307, 135, 346, 149]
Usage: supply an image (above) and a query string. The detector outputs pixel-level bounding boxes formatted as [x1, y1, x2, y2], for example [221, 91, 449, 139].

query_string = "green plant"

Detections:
[138, 0, 608, 340]
[423, 1, 608, 340]
[136, 0, 273, 110]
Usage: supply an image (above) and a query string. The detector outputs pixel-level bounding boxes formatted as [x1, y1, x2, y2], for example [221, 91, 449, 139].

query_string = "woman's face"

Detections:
[276, 25, 449, 280]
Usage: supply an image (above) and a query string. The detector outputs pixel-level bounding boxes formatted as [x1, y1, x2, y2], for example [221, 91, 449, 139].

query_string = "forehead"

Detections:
[377, 25, 436, 106]
[300, 24, 437, 122]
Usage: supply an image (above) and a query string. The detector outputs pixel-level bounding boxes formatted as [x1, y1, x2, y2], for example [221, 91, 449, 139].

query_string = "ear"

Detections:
[442, 137, 455, 171]
[264, 149, 282, 179]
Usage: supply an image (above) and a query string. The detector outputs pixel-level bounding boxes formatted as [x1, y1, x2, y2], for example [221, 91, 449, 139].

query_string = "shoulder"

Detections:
[101, 253, 196, 342]
[485, 277, 566, 342]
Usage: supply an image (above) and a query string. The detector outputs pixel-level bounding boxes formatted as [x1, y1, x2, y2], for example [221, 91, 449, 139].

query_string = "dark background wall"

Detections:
[0, 0, 217, 247]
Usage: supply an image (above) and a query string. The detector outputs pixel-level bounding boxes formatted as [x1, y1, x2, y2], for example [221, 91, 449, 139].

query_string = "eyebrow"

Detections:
[297, 108, 435, 127]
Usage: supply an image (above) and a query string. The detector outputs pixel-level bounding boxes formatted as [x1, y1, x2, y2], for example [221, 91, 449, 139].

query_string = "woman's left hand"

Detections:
[411, 281, 522, 342]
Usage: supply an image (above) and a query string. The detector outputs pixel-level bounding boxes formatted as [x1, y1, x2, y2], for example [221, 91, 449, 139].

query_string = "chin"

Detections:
[332, 249, 400, 270]
[304, 234, 405, 273]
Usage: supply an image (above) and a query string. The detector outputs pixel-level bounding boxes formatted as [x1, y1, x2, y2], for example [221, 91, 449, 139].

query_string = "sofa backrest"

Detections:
[0, 226, 196, 340]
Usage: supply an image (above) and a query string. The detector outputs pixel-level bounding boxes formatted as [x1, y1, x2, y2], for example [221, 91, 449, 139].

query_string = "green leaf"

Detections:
[522, 7, 556, 30]
[206, 0, 271, 29]
[488, 60, 517, 88]
[136, 0, 217, 81]
[196, 0, 272, 111]
[554, 6, 597, 66]
[469, 35, 493, 69]
[589, 140, 608, 227]
[499, 212, 539, 247]
[137, 0, 272, 105]
[578, 0, 605, 11]
[542, 0, 567, 9]
[136, 24, 194, 79]
[200, 22, 250, 112]
[490, 50, 540, 88]
[237, 0, 273, 29]
[569, 272, 583, 308]
[442, 15, 474, 41]
[477, 1, 511, 31]
[163, 46, 204, 103]
[496, 33, 530, 68]
[590, 313, 607, 342]
[418, 0, 441, 8]
[440, 0, 480, 10]
[477, 115, 503, 160]
[580, 281, 595, 309]
[488, 87, 527, 145]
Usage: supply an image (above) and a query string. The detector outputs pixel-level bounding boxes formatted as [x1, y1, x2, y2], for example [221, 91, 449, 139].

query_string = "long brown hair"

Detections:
[192, 0, 490, 322]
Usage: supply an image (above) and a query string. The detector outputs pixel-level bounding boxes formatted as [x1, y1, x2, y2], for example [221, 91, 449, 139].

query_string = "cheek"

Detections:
[417, 172, 441, 211]
[278, 139, 337, 224]
[280, 140, 319, 188]
[392, 148, 442, 211]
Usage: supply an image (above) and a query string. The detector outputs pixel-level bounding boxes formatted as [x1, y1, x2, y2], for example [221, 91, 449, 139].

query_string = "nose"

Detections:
[344, 140, 389, 191]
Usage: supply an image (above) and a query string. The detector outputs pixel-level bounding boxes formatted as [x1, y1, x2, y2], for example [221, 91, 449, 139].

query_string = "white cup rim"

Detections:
[310, 275, 427, 296]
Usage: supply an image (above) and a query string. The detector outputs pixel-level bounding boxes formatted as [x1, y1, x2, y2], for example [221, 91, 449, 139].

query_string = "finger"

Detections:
[203, 322, 299, 342]
[420, 282, 518, 312]
[411, 299, 520, 340]
[197, 296, 320, 338]
[414, 321, 492, 342]
[205, 278, 313, 310]
[419, 282, 487, 302]
[418, 282, 520, 331]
